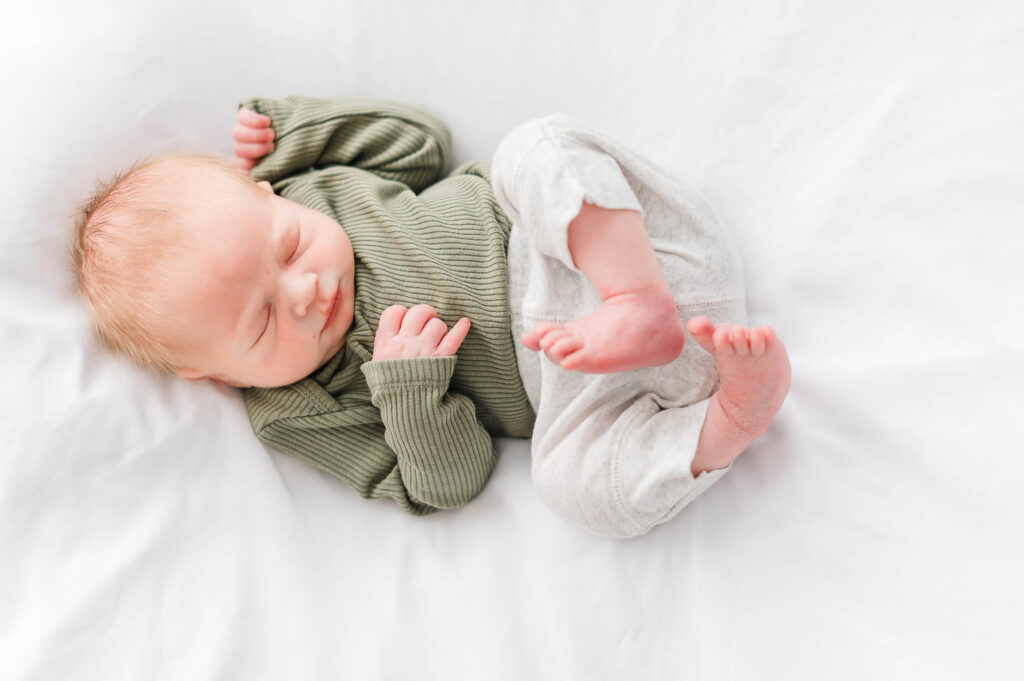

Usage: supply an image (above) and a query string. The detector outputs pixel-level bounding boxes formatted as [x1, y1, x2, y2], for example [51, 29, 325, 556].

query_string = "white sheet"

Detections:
[2, 1, 1022, 679]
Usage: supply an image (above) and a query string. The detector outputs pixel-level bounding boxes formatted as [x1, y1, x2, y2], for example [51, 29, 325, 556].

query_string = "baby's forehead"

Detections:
[166, 180, 270, 259]
[143, 164, 263, 231]
[147, 159, 252, 201]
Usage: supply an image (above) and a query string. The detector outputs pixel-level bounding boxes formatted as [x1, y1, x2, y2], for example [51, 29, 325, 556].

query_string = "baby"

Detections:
[73, 96, 790, 538]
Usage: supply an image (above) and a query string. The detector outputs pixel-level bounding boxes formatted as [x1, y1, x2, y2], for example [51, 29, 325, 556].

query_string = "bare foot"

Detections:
[686, 316, 791, 468]
[521, 287, 685, 373]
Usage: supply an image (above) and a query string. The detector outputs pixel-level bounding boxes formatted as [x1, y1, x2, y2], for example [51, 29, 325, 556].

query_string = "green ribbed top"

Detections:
[240, 96, 534, 515]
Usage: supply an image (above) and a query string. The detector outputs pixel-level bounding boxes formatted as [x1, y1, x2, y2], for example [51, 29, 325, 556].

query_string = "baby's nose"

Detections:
[288, 272, 319, 317]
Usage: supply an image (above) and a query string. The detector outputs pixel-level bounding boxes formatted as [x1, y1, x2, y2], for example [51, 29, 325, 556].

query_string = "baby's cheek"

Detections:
[282, 328, 322, 366]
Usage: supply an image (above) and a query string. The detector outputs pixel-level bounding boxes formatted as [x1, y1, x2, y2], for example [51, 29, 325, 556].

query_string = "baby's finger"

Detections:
[376, 305, 407, 341]
[230, 156, 255, 171]
[399, 304, 438, 336]
[233, 141, 275, 160]
[435, 318, 471, 356]
[237, 107, 272, 128]
[233, 122, 275, 144]
[419, 317, 449, 348]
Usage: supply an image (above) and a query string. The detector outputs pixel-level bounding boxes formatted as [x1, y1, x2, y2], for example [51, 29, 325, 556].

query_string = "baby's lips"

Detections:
[321, 284, 342, 332]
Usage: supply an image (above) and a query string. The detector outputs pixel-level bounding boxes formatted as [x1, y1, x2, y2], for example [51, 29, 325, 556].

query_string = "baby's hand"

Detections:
[373, 304, 471, 361]
[231, 107, 275, 172]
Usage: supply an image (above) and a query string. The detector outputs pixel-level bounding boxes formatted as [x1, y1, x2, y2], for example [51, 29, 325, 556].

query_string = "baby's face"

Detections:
[172, 182, 355, 388]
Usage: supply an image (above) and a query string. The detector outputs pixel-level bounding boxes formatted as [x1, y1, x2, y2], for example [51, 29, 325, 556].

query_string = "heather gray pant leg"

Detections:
[493, 114, 747, 538]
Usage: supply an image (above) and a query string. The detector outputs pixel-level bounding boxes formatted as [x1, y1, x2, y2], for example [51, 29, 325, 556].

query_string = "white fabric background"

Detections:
[1, 1, 1022, 679]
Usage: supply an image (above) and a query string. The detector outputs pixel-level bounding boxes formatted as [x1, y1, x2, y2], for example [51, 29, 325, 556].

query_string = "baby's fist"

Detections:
[231, 107, 275, 172]
[373, 304, 471, 361]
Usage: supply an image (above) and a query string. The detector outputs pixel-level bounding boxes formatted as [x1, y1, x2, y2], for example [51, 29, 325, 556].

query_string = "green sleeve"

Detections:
[239, 95, 452, 192]
[255, 414, 435, 515]
[360, 356, 497, 511]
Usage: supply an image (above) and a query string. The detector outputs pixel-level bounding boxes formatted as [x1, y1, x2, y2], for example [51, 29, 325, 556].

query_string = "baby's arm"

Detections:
[235, 95, 452, 191]
[362, 306, 494, 511]
[248, 305, 492, 514]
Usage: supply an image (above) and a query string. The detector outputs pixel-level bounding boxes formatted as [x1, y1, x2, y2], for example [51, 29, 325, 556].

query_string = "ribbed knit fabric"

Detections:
[240, 96, 535, 515]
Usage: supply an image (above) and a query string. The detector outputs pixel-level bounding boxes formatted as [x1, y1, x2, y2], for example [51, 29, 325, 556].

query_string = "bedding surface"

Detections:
[2, 1, 1022, 679]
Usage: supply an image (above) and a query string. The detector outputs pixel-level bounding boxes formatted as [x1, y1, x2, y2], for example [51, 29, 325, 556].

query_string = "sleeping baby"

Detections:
[72, 96, 790, 538]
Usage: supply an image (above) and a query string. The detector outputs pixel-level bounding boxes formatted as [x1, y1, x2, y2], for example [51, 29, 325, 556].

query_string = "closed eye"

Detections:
[252, 305, 272, 347]
[286, 227, 301, 263]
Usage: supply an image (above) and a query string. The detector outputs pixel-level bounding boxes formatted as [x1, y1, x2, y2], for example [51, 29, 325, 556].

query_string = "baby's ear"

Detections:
[256, 181, 274, 194]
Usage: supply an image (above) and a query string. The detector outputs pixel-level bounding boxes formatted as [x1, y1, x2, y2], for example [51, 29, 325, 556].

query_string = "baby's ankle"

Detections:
[600, 280, 675, 309]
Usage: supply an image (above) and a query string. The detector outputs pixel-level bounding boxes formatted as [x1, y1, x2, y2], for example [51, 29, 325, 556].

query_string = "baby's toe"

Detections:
[522, 322, 561, 351]
[686, 316, 713, 336]
[558, 340, 590, 369]
[730, 327, 750, 356]
[548, 334, 583, 359]
[686, 316, 717, 353]
[748, 327, 766, 356]
[712, 326, 735, 356]
[538, 328, 571, 352]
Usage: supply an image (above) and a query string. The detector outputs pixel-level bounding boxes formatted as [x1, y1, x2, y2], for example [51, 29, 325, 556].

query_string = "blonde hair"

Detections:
[72, 153, 261, 373]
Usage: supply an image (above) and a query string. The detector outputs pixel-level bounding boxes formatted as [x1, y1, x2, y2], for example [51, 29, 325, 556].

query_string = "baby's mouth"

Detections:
[321, 285, 341, 333]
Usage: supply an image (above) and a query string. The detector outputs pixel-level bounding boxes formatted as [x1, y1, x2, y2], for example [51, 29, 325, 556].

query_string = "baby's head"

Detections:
[73, 154, 356, 388]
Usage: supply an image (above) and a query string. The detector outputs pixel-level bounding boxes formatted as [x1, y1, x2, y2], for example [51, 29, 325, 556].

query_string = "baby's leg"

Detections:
[521, 201, 685, 373]
[493, 113, 748, 376]
[524, 319, 790, 538]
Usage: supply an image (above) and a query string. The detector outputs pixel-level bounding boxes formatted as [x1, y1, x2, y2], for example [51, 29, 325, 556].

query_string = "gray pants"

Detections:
[491, 115, 747, 538]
